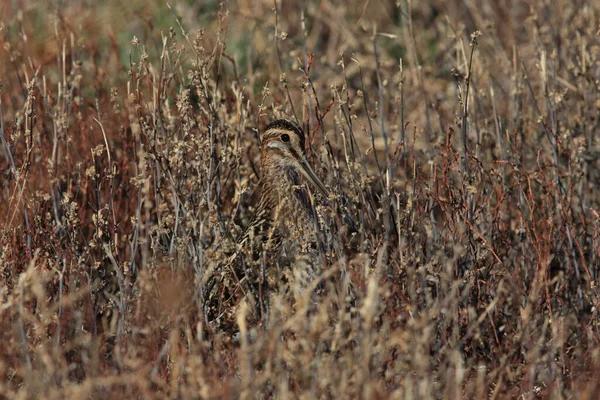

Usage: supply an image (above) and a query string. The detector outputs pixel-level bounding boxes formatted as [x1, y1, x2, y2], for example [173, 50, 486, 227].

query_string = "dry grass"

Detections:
[1, 0, 600, 398]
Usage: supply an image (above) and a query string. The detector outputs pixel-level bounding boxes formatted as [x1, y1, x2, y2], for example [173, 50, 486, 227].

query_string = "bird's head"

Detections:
[261, 119, 329, 198]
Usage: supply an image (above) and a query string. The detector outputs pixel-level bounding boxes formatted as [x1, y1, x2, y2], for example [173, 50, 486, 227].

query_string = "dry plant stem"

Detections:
[403, 0, 433, 138]
[273, 0, 298, 122]
[520, 54, 584, 300]
[297, 50, 359, 233]
[0, 102, 17, 180]
[373, 29, 398, 245]
[0, 101, 29, 249]
[372, 26, 388, 157]
[337, 58, 377, 239]
[355, 60, 396, 248]
[399, 58, 406, 159]
[0, 2, 599, 398]
[461, 33, 477, 176]
[458, 33, 478, 260]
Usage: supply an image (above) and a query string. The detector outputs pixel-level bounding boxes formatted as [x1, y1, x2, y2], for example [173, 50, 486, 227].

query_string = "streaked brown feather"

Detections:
[204, 119, 328, 330]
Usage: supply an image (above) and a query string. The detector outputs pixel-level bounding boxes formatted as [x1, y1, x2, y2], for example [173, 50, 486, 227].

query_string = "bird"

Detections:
[238, 119, 330, 295]
[203, 119, 333, 328]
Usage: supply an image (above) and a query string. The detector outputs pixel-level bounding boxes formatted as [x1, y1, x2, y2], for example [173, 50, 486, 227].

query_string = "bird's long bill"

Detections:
[299, 157, 329, 198]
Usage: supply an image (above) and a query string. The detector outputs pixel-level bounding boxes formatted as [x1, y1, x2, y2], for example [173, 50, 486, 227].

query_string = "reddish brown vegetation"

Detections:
[1, 1, 599, 398]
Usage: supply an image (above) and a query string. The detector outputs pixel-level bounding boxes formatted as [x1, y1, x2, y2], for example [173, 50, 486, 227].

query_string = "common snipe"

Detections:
[239, 119, 329, 292]
[205, 119, 340, 329]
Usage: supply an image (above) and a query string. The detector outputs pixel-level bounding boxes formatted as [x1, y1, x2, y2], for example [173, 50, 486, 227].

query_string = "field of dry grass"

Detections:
[1, 0, 600, 398]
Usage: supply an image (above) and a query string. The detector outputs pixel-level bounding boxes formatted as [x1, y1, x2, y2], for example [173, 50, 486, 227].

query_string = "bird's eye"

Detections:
[281, 133, 290, 142]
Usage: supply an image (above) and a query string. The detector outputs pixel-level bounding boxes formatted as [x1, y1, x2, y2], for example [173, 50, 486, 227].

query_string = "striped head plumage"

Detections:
[259, 119, 329, 208]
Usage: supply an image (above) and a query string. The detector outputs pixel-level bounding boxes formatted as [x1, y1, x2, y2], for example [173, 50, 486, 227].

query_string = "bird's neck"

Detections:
[258, 162, 299, 213]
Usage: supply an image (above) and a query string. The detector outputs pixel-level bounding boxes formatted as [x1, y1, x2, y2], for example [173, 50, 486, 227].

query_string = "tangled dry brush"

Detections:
[1, 0, 600, 398]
